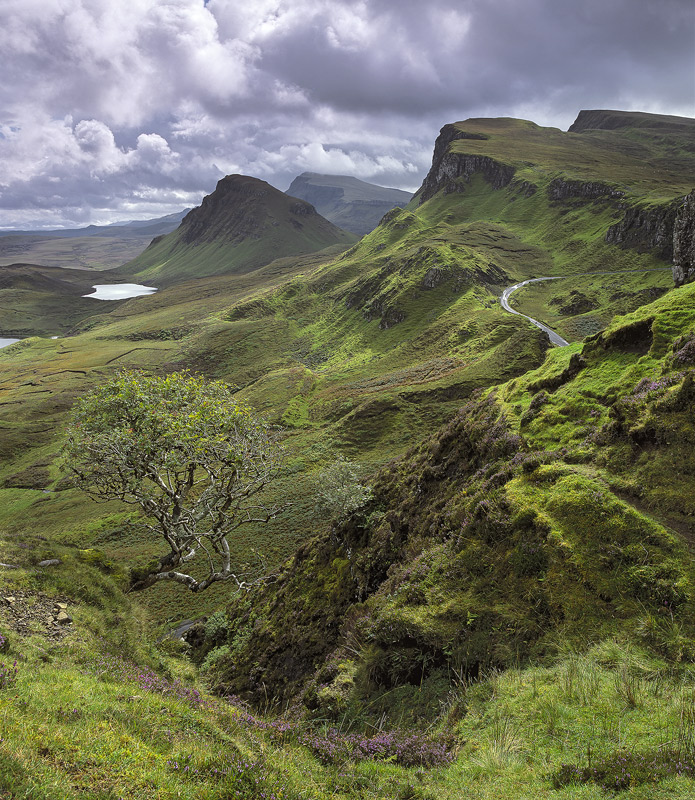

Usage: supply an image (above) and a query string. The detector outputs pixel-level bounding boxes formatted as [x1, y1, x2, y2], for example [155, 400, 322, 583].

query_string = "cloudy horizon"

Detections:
[1, 0, 693, 230]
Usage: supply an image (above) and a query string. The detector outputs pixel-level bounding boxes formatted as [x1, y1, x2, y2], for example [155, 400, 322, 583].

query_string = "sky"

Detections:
[0, 0, 693, 230]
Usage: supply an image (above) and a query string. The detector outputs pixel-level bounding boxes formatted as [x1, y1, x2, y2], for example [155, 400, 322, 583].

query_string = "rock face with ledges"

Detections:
[606, 200, 682, 261]
[416, 124, 515, 204]
[673, 191, 695, 286]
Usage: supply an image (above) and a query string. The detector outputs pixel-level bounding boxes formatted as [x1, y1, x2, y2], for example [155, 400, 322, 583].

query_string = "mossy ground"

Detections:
[2, 614, 695, 798]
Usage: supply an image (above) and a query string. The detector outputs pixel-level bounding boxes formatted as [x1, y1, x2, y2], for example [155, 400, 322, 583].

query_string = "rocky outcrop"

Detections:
[179, 175, 323, 245]
[416, 124, 514, 204]
[548, 178, 624, 202]
[606, 200, 682, 261]
[673, 191, 695, 287]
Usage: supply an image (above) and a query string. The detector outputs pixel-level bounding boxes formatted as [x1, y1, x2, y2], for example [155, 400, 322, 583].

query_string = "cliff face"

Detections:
[415, 124, 515, 204]
[673, 191, 695, 286]
[547, 178, 624, 202]
[413, 120, 688, 267]
[606, 200, 681, 261]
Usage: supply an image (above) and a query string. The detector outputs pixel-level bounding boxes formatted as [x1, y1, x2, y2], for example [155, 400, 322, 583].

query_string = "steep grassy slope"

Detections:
[120, 174, 356, 285]
[201, 283, 695, 743]
[4, 300, 695, 797]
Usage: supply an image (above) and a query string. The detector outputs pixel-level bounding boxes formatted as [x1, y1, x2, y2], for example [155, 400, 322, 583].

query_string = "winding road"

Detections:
[500, 277, 568, 346]
[499, 268, 673, 348]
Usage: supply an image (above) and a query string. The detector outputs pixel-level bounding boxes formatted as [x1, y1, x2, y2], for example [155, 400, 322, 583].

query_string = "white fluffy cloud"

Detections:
[0, 0, 692, 228]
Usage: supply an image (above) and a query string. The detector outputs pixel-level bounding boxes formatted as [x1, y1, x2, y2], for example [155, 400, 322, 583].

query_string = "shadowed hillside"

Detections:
[286, 172, 412, 235]
[121, 174, 356, 285]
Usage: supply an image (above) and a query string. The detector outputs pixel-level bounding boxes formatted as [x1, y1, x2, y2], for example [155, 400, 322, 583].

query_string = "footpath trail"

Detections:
[500, 268, 673, 348]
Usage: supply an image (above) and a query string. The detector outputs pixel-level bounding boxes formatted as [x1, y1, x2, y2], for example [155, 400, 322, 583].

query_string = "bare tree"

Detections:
[62, 370, 285, 593]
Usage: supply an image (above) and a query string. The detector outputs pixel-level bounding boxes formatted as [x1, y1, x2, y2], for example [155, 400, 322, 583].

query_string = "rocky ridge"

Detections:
[415, 124, 515, 204]
[178, 174, 336, 246]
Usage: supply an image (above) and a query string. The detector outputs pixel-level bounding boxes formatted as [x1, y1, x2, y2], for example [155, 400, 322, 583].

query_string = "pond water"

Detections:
[0, 338, 19, 349]
[83, 283, 158, 300]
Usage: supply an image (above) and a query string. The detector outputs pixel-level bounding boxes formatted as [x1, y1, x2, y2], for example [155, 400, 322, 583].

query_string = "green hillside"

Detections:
[120, 174, 356, 286]
[1, 109, 695, 798]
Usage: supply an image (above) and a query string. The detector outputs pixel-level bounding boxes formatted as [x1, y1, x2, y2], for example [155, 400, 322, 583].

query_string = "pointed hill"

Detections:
[286, 172, 412, 235]
[120, 174, 356, 286]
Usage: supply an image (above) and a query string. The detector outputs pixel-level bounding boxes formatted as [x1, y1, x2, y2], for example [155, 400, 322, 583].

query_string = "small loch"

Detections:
[83, 283, 158, 300]
[0, 338, 20, 349]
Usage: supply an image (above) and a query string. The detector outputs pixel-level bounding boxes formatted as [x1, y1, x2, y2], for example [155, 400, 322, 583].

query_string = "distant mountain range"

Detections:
[0, 209, 190, 239]
[0, 210, 191, 270]
[286, 172, 412, 235]
[0, 174, 412, 272]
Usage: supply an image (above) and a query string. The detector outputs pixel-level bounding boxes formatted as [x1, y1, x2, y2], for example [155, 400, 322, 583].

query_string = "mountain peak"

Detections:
[179, 174, 321, 246]
[121, 173, 355, 284]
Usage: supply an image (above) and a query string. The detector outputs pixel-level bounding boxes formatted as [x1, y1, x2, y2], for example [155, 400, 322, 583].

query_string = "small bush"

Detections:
[204, 610, 229, 642]
[313, 457, 372, 523]
[200, 645, 232, 676]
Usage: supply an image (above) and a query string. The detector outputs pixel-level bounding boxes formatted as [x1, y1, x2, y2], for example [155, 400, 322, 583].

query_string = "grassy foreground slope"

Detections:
[180, 278, 695, 799]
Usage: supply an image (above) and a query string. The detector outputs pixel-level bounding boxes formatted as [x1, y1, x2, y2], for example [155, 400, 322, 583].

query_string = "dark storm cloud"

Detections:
[0, 0, 692, 228]
[256, 0, 694, 116]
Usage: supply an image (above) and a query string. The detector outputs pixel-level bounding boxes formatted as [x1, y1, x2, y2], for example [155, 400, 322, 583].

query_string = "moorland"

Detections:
[1, 109, 695, 799]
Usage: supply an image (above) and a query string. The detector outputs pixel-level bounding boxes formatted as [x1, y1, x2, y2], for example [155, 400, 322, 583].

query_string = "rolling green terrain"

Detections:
[0, 264, 136, 338]
[1, 109, 695, 798]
